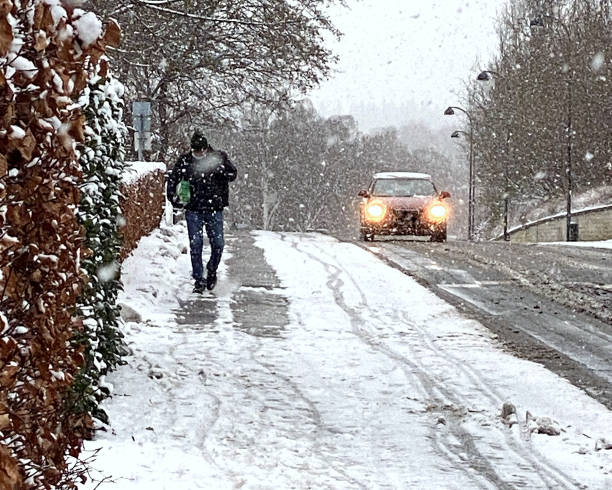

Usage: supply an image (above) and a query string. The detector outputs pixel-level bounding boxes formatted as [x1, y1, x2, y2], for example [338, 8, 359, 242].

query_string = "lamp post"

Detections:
[446, 106, 474, 241]
[530, 14, 575, 241]
[476, 70, 511, 241]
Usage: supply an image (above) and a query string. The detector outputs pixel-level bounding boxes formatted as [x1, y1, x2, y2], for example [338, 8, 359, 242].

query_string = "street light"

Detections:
[530, 14, 575, 241]
[476, 70, 511, 241]
[445, 106, 475, 241]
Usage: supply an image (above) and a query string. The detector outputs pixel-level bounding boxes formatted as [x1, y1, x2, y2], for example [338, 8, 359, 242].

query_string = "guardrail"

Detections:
[496, 204, 612, 242]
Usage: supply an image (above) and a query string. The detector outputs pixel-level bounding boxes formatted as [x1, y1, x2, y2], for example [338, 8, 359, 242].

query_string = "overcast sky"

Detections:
[308, 0, 506, 132]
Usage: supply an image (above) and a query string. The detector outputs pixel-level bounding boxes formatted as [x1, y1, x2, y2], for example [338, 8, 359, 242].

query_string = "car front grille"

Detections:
[393, 209, 419, 223]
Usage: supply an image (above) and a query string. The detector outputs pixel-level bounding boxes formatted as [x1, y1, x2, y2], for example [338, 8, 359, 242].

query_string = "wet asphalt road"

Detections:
[356, 238, 612, 409]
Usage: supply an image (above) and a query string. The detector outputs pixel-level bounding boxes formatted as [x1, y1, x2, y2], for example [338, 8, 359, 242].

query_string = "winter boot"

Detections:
[193, 279, 205, 294]
[206, 271, 217, 291]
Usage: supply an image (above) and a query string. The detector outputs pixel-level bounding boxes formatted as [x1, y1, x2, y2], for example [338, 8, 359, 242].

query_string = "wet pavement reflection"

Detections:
[172, 233, 289, 339]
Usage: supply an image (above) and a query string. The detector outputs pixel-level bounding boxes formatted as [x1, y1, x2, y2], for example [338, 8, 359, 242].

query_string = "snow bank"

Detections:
[542, 239, 612, 250]
[122, 161, 166, 186]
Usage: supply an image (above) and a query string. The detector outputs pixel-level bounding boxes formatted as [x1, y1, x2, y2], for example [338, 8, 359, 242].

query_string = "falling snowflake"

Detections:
[591, 52, 605, 72]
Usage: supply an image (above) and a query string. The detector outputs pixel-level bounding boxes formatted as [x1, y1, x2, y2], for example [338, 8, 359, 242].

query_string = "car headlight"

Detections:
[365, 201, 387, 222]
[428, 203, 448, 221]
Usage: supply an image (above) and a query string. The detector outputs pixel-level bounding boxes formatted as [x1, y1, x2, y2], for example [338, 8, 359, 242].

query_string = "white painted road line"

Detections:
[437, 285, 506, 316]
[438, 281, 514, 289]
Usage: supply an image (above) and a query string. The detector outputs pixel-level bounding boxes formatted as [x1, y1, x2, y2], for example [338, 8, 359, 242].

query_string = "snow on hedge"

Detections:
[73, 66, 129, 428]
[0, 0, 122, 487]
[123, 161, 167, 186]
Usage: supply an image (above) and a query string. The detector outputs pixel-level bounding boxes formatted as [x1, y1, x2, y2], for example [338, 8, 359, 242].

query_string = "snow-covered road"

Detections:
[81, 225, 612, 489]
[360, 239, 612, 405]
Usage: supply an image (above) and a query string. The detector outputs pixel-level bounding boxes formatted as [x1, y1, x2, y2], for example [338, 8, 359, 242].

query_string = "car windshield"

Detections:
[372, 178, 436, 197]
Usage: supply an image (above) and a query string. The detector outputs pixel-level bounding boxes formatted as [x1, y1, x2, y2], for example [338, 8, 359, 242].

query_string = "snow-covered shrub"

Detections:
[71, 68, 128, 426]
[120, 163, 166, 258]
[0, 1, 120, 487]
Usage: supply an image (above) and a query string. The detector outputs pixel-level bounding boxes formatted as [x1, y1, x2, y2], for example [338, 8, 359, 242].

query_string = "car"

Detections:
[358, 172, 451, 242]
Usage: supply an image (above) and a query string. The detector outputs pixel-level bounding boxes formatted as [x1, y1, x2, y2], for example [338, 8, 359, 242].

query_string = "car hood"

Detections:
[370, 196, 434, 210]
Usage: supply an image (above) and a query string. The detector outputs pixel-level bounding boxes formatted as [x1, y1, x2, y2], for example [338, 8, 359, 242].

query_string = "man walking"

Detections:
[167, 131, 237, 293]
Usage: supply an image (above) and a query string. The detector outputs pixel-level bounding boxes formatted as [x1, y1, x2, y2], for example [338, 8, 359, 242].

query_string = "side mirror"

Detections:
[439, 191, 451, 199]
[358, 190, 369, 198]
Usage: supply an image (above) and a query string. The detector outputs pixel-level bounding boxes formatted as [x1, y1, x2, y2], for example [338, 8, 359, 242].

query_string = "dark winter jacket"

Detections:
[167, 149, 237, 211]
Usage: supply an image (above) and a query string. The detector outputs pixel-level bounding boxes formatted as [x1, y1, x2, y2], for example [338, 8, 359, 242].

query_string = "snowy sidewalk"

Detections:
[81, 223, 612, 489]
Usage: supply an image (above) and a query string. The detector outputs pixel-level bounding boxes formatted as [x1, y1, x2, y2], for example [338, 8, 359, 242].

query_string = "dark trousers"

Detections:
[185, 209, 224, 281]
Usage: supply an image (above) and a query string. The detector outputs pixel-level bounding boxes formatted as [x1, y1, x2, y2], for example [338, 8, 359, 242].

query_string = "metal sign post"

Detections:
[132, 101, 152, 161]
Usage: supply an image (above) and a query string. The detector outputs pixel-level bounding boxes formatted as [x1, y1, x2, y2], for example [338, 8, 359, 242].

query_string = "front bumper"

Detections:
[361, 209, 445, 236]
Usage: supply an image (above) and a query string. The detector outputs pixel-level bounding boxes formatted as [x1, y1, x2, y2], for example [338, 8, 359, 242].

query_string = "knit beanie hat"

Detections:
[191, 131, 208, 151]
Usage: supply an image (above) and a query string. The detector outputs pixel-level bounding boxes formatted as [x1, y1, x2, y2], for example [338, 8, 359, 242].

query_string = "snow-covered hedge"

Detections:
[0, 1, 120, 487]
[120, 161, 166, 258]
[71, 69, 128, 428]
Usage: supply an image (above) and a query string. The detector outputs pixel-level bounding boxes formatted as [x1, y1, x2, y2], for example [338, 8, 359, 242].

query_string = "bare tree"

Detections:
[467, 0, 611, 237]
[221, 102, 425, 236]
[90, 0, 344, 161]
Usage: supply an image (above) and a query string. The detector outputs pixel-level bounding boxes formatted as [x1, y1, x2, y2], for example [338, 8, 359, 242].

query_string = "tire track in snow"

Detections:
[248, 332, 369, 490]
[289, 234, 578, 489]
[395, 309, 580, 489]
[341, 246, 579, 488]
[274, 235, 372, 488]
[352, 282, 576, 488]
[285, 236, 495, 489]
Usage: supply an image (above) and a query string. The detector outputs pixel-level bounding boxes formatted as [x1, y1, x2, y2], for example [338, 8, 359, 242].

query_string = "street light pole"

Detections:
[476, 69, 511, 241]
[530, 15, 574, 241]
[446, 107, 474, 241]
